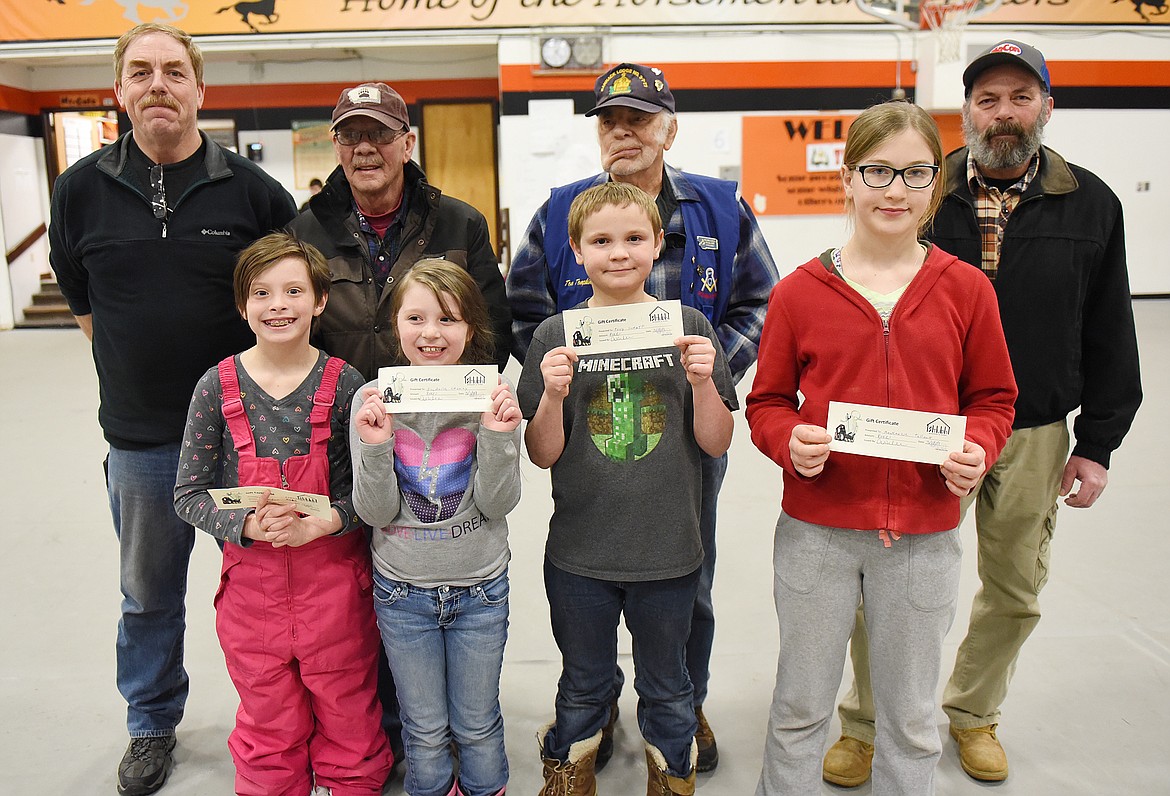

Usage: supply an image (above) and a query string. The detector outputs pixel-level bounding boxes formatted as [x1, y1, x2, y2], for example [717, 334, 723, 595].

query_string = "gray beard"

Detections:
[962, 110, 1047, 171]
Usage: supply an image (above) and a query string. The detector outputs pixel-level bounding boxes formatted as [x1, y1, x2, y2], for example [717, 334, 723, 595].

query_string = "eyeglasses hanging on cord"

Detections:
[150, 163, 168, 237]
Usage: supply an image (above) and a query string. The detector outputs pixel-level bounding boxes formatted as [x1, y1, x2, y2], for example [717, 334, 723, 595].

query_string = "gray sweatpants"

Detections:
[756, 513, 961, 796]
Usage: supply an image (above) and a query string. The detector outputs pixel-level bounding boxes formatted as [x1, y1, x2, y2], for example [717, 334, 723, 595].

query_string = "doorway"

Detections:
[419, 100, 501, 263]
[43, 110, 119, 190]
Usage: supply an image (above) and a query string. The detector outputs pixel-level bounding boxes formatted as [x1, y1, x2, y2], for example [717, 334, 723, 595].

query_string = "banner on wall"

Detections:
[742, 112, 964, 217]
[1, 0, 1164, 43]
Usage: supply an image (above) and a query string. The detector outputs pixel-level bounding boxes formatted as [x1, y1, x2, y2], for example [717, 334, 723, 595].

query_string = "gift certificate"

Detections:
[563, 299, 685, 355]
[208, 487, 332, 520]
[378, 365, 494, 413]
[826, 401, 966, 465]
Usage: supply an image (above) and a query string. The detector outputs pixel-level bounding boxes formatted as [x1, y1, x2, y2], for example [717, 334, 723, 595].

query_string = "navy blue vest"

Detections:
[542, 170, 741, 324]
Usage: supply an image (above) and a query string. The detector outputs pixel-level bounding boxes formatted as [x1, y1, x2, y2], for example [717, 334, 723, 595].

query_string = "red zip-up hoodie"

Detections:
[746, 245, 1017, 535]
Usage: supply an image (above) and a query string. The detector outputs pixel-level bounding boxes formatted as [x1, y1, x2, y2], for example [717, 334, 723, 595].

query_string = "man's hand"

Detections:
[1060, 454, 1108, 508]
[790, 424, 831, 478]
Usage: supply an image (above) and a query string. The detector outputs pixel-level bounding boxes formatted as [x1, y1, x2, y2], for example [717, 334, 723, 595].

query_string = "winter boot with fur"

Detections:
[644, 739, 698, 796]
[537, 722, 601, 796]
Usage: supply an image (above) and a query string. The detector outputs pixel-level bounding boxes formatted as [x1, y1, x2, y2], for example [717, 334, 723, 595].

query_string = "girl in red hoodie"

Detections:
[747, 102, 1016, 795]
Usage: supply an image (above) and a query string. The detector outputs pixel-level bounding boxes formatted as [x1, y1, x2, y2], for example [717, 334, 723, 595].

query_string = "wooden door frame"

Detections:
[418, 98, 502, 262]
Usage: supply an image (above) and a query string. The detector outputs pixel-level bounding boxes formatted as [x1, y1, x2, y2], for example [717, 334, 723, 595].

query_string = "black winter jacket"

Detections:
[49, 132, 297, 447]
[288, 162, 511, 379]
[927, 146, 1141, 467]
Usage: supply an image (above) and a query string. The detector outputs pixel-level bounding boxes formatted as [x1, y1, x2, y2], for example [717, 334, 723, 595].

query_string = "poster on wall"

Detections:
[742, 114, 855, 218]
[292, 121, 334, 192]
[742, 112, 964, 217]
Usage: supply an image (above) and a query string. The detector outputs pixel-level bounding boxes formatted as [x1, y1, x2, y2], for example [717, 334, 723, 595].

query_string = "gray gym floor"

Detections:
[2, 298, 1166, 795]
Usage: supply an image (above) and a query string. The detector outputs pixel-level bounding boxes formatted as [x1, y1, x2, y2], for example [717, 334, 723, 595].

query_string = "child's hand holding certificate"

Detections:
[208, 486, 332, 520]
[377, 365, 494, 413]
[826, 401, 967, 465]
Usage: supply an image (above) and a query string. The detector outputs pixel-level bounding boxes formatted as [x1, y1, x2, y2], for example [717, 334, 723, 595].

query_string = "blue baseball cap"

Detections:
[963, 40, 1051, 96]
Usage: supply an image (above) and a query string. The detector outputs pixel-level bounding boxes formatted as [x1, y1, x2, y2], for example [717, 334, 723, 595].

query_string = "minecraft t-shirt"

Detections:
[518, 303, 737, 582]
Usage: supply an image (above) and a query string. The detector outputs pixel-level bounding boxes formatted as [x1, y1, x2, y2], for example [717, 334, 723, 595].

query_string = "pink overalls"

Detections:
[214, 356, 392, 796]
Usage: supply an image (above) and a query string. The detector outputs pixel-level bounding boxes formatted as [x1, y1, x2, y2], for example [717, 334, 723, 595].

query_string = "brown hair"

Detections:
[114, 23, 204, 85]
[843, 101, 947, 233]
[233, 232, 331, 317]
[568, 181, 663, 246]
[389, 259, 496, 366]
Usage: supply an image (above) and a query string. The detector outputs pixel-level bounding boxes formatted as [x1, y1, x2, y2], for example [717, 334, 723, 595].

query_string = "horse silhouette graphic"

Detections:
[217, 0, 280, 33]
[1114, 0, 1167, 22]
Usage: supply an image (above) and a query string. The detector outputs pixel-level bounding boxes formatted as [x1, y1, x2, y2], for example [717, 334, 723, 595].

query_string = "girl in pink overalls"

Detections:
[174, 233, 391, 796]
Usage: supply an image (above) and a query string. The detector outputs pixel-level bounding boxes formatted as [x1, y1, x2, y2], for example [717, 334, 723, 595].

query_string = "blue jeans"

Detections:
[372, 569, 510, 796]
[107, 444, 196, 737]
[544, 559, 699, 776]
[611, 452, 727, 710]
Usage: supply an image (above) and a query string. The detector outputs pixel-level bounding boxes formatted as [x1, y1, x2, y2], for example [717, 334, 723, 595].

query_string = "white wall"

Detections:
[0, 133, 51, 329]
[1042, 109, 1170, 296]
[237, 129, 301, 205]
[500, 98, 1170, 288]
[496, 28, 1170, 290]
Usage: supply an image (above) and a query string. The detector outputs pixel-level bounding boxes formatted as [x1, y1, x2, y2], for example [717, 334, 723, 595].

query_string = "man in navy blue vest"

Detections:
[507, 62, 779, 774]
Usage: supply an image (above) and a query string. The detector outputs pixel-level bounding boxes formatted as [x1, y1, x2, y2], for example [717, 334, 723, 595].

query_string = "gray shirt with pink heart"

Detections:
[350, 379, 521, 589]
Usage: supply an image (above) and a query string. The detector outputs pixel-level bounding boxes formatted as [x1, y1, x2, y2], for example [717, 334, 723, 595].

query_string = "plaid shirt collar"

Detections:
[967, 151, 1040, 280]
[352, 186, 409, 288]
[966, 150, 1040, 197]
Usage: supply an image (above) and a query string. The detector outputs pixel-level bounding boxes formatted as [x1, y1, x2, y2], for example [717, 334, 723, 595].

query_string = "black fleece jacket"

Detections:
[49, 132, 297, 447]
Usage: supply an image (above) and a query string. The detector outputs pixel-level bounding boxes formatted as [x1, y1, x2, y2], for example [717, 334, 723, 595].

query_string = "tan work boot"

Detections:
[822, 735, 874, 787]
[537, 722, 602, 796]
[694, 707, 718, 773]
[950, 724, 1009, 781]
[645, 739, 697, 796]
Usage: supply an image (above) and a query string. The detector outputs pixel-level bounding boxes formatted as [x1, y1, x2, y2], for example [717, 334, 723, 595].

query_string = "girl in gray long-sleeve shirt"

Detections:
[350, 260, 521, 796]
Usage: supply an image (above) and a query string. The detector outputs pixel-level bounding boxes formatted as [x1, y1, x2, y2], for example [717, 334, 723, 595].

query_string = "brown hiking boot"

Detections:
[693, 706, 718, 773]
[822, 735, 874, 787]
[538, 722, 602, 795]
[645, 740, 697, 796]
[950, 724, 1009, 781]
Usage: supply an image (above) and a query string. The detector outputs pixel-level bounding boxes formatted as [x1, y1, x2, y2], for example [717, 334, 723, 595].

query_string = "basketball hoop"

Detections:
[920, 0, 998, 63]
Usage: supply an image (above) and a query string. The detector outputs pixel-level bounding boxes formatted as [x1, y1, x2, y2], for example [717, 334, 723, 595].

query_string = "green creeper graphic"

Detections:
[603, 373, 648, 461]
[588, 372, 664, 462]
